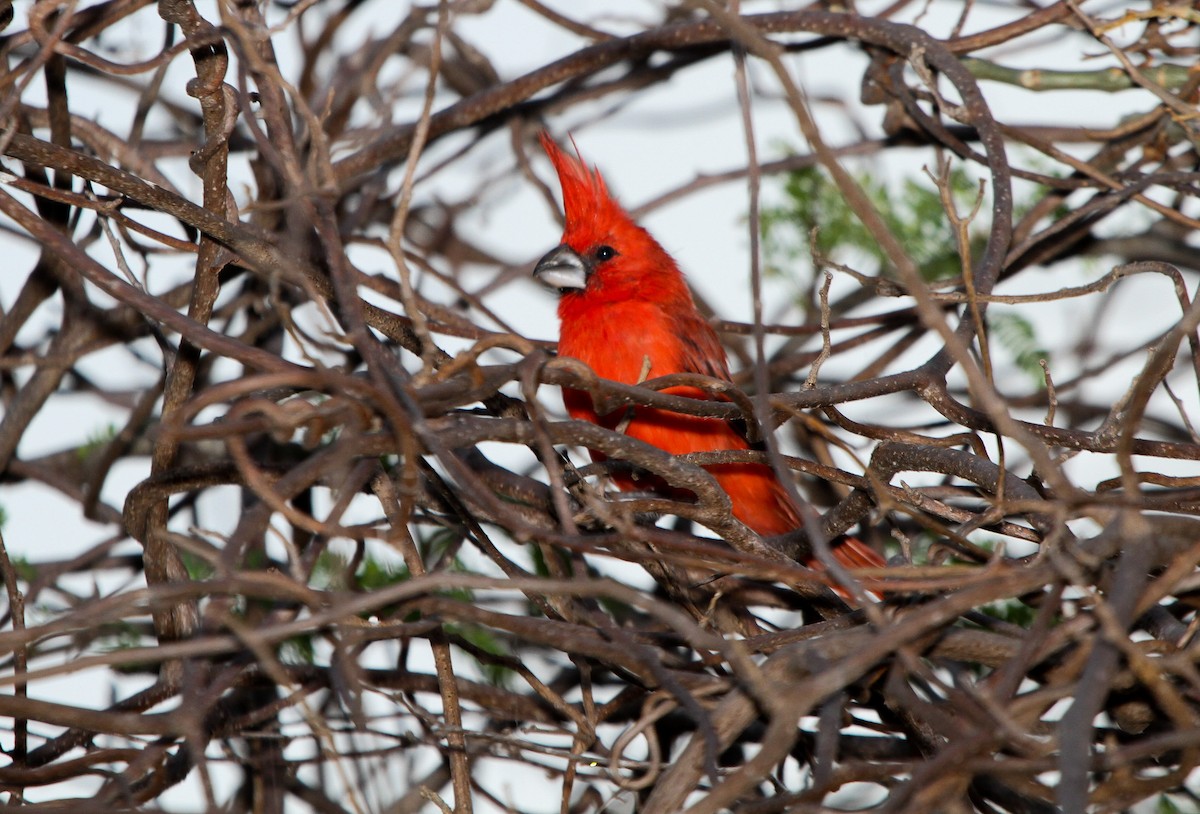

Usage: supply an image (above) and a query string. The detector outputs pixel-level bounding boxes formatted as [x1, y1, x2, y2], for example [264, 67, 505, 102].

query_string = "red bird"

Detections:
[533, 133, 884, 587]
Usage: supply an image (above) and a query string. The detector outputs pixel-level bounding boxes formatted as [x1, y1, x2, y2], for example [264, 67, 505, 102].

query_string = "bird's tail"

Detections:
[829, 534, 887, 569]
[820, 534, 886, 600]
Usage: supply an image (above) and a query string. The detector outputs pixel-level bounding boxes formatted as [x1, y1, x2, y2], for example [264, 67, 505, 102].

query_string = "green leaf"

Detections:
[180, 549, 215, 580]
[979, 599, 1038, 628]
[761, 162, 985, 285]
[76, 423, 120, 462]
[101, 622, 157, 673]
[762, 154, 1054, 394]
[987, 311, 1049, 388]
[450, 623, 513, 688]
[9, 553, 33, 582]
[310, 550, 350, 590]
[528, 544, 551, 578]
[357, 556, 410, 591]
[281, 635, 316, 665]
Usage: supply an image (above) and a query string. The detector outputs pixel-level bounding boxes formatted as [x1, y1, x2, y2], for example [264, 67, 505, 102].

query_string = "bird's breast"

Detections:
[557, 299, 684, 387]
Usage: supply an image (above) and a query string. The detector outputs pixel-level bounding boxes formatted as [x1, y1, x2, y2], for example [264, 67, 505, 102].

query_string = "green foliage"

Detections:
[987, 311, 1050, 388]
[304, 535, 516, 683]
[310, 550, 349, 590]
[450, 623, 514, 688]
[103, 622, 147, 651]
[241, 546, 271, 571]
[102, 622, 158, 673]
[281, 635, 316, 665]
[761, 163, 984, 283]
[76, 422, 120, 461]
[9, 553, 33, 582]
[761, 159, 1051, 388]
[422, 527, 461, 562]
[979, 598, 1038, 628]
[528, 543, 551, 578]
[0, 503, 7, 528]
[310, 548, 412, 592]
[180, 549, 215, 581]
[357, 555, 410, 591]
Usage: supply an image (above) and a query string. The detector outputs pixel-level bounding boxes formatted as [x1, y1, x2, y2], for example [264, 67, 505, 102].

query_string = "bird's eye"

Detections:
[594, 245, 617, 261]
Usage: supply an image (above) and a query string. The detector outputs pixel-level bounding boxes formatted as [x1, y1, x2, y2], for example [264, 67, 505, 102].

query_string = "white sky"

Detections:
[1, 0, 1196, 810]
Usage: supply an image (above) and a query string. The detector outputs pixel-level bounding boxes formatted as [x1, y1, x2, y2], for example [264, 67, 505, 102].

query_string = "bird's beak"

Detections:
[533, 244, 588, 292]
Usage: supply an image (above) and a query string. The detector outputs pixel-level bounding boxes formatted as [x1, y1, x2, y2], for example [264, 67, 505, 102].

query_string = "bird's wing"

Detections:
[671, 311, 733, 383]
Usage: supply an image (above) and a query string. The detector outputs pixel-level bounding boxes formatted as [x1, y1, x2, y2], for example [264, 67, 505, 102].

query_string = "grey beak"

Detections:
[533, 244, 588, 292]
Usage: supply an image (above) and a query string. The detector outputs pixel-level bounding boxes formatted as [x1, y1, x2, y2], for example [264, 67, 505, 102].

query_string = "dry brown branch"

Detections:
[0, 2, 1198, 812]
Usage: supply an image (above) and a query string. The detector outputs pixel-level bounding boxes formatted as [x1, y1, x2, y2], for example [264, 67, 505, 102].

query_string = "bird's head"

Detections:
[534, 132, 691, 308]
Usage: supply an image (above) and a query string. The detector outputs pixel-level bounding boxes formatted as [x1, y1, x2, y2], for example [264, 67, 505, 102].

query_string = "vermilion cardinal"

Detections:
[533, 133, 884, 584]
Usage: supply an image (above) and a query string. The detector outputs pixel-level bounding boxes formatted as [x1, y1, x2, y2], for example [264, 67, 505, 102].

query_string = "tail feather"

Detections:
[827, 534, 886, 570]
[817, 535, 885, 601]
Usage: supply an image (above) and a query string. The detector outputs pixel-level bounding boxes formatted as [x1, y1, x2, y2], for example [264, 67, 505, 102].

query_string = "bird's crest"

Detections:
[539, 132, 627, 241]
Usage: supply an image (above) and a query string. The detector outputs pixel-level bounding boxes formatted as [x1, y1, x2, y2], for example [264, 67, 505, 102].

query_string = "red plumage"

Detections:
[534, 133, 885, 586]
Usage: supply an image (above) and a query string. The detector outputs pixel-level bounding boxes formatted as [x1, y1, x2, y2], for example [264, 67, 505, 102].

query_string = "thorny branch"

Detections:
[0, 2, 1198, 813]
